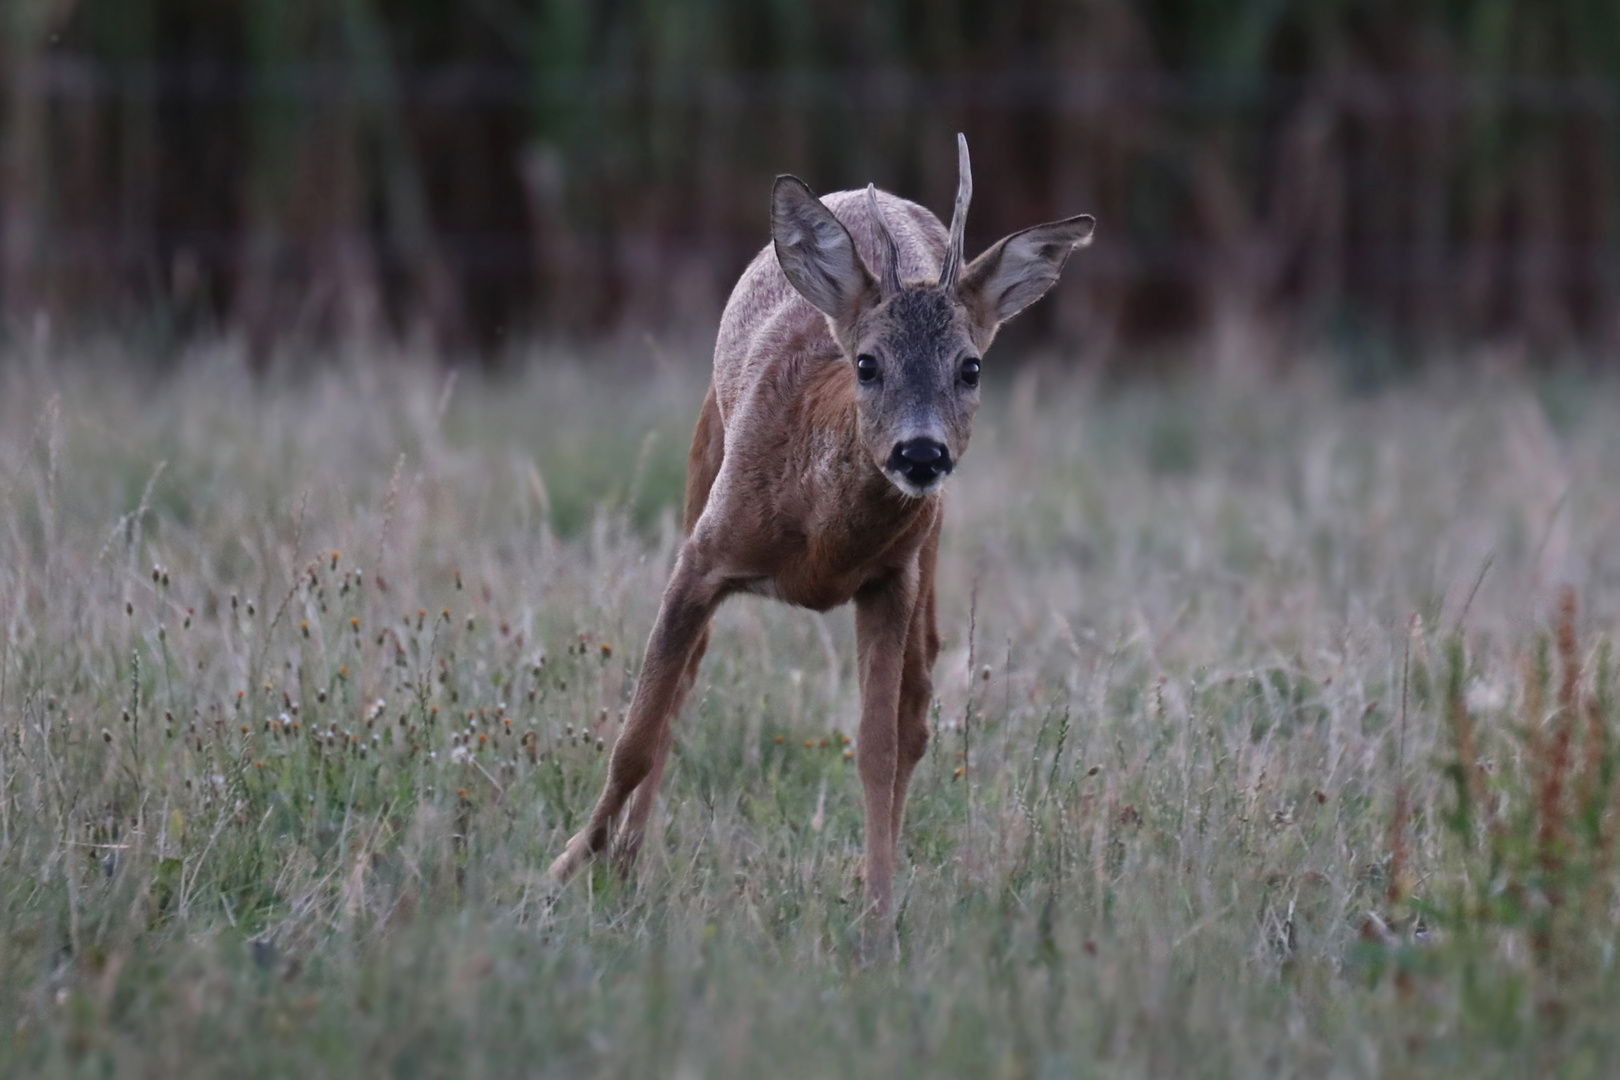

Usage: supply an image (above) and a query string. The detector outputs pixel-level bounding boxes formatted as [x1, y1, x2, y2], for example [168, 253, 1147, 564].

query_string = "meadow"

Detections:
[2, 343, 1619, 1078]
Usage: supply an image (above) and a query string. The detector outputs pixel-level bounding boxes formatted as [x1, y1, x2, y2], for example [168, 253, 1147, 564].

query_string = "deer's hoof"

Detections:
[547, 833, 593, 886]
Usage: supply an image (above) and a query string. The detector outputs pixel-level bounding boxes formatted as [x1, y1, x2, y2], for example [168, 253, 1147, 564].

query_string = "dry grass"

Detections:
[3, 344, 1620, 1078]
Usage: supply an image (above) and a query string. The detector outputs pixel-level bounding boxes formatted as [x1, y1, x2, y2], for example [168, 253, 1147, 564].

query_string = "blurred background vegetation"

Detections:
[2, 0, 1618, 370]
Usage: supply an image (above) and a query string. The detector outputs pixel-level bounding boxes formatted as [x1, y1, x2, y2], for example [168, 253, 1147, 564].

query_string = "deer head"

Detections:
[770, 135, 1095, 497]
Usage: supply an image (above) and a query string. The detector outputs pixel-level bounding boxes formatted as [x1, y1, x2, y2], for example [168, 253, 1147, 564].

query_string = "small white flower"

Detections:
[1465, 678, 1508, 714]
[450, 745, 471, 764]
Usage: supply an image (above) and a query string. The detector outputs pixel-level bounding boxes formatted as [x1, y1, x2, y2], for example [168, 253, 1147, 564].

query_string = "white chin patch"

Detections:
[886, 471, 947, 498]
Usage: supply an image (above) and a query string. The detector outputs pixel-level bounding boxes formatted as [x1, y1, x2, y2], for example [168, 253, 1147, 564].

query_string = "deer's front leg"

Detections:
[549, 550, 723, 887]
[612, 624, 710, 875]
[853, 562, 920, 917]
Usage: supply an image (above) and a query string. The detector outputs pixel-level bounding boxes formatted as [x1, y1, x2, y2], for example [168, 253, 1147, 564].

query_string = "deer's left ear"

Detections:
[958, 215, 1095, 331]
[772, 175, 878, 327]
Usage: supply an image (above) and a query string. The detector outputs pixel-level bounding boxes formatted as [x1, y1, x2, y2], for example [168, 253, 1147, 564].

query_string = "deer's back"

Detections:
[711, 189, 949, 425]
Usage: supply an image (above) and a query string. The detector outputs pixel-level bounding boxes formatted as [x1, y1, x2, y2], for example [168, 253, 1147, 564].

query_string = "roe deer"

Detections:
[548, 135, 1095, 914]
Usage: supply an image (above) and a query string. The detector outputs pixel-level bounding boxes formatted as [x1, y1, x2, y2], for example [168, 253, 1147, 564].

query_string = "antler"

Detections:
[938, 133, 972, 291]
[866, 184, 903, 300]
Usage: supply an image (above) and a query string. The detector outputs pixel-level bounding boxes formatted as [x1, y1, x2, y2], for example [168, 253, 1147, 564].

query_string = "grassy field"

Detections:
[3, 345, 1620, 1078]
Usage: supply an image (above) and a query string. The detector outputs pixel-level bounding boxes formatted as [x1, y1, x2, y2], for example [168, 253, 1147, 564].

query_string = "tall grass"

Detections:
[3, 345, 1620, 1076]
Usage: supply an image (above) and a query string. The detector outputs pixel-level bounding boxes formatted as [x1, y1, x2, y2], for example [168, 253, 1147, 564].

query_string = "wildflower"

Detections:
[600, 642, 612, 659]
[369, 699, 386, 720]
[102, 729, 112, 743]
[331, 550, 340, 571]
[351, 617, 360, 633]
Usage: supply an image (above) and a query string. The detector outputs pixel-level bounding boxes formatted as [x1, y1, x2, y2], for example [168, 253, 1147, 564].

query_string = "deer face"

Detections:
[847, 286, 981, 496]
[771, 136, 1094, 499]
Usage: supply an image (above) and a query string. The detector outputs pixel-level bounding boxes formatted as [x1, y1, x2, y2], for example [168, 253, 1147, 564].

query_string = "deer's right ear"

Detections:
[772, 176, 877, 325]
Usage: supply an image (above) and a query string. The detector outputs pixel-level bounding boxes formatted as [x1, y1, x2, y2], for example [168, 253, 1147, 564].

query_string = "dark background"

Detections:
[3, 0, 1617, 371]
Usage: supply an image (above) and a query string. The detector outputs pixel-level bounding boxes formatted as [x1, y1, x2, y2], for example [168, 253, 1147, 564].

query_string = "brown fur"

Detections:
[549, 139, 1093, 916]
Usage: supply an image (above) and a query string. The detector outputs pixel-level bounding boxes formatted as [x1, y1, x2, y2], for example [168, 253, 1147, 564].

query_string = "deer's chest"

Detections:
[739, 486, 937, 612]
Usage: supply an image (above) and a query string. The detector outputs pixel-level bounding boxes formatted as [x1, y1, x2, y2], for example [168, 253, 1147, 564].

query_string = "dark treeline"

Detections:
[2, 0, 1618, 367]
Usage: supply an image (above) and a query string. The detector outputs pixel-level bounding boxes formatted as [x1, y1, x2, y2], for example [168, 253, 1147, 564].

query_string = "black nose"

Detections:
[887, 438, 953, 487]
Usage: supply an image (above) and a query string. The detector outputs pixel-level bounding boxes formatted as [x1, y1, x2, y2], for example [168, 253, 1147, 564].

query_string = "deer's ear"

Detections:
[772, 176, 877, 324]
[958, 214, 1095, 330]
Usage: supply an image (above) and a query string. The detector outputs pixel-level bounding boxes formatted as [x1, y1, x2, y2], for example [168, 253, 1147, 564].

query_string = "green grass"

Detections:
[4, 348, 1620, 1077]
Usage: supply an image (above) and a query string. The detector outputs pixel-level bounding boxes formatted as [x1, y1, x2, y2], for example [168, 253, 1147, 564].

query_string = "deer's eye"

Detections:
[856, 354, 880, 384]
[960, 357, 981, 387]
